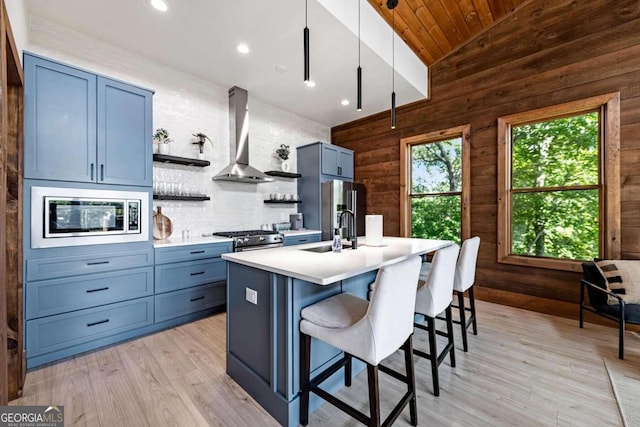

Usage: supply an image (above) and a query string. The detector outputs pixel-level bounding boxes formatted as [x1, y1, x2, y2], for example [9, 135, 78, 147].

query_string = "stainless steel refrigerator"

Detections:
[321, 181, 366, 241]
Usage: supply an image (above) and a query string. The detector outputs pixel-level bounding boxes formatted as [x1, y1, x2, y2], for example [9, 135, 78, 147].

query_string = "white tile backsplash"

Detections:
[28, 16, 330, 237]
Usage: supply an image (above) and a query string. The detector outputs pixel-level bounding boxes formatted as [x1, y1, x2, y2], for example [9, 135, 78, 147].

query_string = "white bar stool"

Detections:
[299, 256, 422, 427]
[414, 243, 460, 396]
[453, 236, 480, 352]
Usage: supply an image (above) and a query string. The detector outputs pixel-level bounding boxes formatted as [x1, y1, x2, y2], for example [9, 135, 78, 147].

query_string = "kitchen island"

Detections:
[222, 237, 451, 427]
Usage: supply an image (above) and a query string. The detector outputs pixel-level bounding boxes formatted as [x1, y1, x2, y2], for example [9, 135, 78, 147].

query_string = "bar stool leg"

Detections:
[446, 305, 456, 368]
[345, 353, 352, 387]
[427, 316, 440, 397]
[457, 290, 469, 352]
[403, 336, 418, 426]
[300, 333, 311, 426]
[367, 364, 381, 427]
[469, 286, 478, 335]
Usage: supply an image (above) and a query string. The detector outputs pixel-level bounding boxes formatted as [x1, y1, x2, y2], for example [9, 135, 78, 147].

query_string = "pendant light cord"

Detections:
[392, 8, 395, 91]
[358, 0, 361, 66]
[305, 0, 308, 27]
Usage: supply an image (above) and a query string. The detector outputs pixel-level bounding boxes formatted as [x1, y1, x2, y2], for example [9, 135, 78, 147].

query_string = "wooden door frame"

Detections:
[0, 0, 24, 405]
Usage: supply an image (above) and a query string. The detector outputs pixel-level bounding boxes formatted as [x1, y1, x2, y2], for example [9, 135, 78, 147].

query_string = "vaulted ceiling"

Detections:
[368, 0, 529, 65]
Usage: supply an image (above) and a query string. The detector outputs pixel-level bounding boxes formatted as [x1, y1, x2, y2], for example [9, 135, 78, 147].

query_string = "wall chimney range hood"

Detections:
[212, 86, 274, 183]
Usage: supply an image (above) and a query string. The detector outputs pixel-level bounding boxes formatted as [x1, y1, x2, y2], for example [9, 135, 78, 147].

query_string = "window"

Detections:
[400, 125, 470, 242]
[498, 94, 620, 272]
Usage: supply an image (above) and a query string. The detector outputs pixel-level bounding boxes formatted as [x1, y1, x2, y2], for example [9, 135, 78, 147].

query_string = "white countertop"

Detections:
[153, 235, 233, 248]
[222, 236, 452, 285]
[279, 229, 321, 236]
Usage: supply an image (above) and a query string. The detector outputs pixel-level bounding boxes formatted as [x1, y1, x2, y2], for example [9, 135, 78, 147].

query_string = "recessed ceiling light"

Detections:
[236, 44, 250, 54]
[304, 80, 316, 88]
[341, 99, 350, 106]
[149, 0, 168, 12]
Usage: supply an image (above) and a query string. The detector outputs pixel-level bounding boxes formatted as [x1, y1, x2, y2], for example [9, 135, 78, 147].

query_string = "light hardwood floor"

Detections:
[11, 300, 638, 426]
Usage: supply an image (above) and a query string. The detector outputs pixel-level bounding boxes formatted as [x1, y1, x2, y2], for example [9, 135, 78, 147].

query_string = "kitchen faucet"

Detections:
[339, 209, 358, 250]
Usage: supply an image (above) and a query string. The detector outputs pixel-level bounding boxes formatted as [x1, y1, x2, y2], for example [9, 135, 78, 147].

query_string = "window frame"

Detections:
[400, 125, 471, 241]
[497, 93, 620, 272]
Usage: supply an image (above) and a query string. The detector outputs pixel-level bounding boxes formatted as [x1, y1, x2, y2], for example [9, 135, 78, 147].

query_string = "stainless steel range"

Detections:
[213, 230, 283, 252]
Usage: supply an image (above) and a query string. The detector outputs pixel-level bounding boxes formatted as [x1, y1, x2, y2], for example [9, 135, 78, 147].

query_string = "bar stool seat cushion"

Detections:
[301, 293, 368, 328]
[301, 256, 422, 366]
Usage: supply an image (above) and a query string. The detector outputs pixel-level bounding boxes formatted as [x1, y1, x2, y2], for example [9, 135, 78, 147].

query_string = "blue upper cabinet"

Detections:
[24, 53, 153, 186]
[24, 54, 97, 183]
[320, 143, 354, 180]
[97, 77, 152, 186]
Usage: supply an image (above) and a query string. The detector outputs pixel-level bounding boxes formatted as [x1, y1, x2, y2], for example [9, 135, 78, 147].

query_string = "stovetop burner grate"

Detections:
[213, 230, 278, 238]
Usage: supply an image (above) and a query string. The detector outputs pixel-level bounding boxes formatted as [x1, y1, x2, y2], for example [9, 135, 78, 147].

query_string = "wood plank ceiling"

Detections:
[368, 0, 529, 65]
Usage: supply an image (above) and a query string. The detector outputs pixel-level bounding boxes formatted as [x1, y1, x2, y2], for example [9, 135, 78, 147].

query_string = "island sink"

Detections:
[300, 243, 353, 253]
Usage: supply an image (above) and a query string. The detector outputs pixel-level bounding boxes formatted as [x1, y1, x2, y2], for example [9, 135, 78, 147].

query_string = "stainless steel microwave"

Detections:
[31, 186, 150, 248]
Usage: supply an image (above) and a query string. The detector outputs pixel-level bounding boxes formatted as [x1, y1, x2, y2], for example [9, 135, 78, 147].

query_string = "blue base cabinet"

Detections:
[226, 262, 376, 427]
[24, 246, 155, 368]
[154, 241, 232, 323]
[24, 52, 153, 187]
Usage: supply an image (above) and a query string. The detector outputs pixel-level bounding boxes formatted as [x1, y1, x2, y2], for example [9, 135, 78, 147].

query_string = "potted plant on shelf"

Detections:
[275, 144, 291, 172]
[192, 132, 214, 159]
[154, 128, 173, 155]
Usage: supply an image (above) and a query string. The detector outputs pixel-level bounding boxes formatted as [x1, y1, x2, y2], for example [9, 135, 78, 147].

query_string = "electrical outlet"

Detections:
[245, 287, 258, 305]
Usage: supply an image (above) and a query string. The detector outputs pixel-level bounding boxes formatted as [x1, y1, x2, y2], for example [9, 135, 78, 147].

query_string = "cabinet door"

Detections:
[24, 54, 97, 182]
[97, 77, 153, 186]
[338, 149, 354, 180]
[320, 144, 339, 177]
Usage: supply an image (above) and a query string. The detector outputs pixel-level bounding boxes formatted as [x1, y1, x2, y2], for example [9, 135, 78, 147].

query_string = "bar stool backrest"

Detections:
[367, 255, 422, 363]
[416, 244, 460, 318]
[453, 237, 481, 293]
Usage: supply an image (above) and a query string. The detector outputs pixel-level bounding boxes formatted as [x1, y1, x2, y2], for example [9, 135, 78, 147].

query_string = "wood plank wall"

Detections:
[332, 0, 640, 309]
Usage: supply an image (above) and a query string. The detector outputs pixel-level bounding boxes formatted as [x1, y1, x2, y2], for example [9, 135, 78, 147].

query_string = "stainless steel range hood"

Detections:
[212, 86, 274, 183]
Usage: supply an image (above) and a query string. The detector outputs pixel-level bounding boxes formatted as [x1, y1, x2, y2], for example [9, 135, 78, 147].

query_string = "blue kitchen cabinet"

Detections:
[282, 232, 321, 246]
[24, 246, 155, 368]
[320, 143, 354, 180]
[24, 53, 97, 183]
[154, 241, 232, 323]
[226, 262, 377, 427]
[97, 77, 153, 186]
[24, 52, 153, 186]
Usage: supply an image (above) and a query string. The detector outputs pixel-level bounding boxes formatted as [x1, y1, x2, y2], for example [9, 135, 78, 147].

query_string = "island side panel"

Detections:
[226, 261, 378, 427]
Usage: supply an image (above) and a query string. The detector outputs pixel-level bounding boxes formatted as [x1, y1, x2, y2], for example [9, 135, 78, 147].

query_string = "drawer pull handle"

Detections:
[190, 250, 206, 254]
[190, 271, 205, 276]
[190, 296, 205, 302]
[86, 287, 109, 293]
[298, 239, 308, 242]
[87, 319, 110, 327]
[87, 260, 110, 266]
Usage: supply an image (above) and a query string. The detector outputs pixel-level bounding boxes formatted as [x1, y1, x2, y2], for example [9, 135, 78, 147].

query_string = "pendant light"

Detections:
[304, 0, 311, 85]
[356, 0, 362, 111]
[388, 0, 398, 129]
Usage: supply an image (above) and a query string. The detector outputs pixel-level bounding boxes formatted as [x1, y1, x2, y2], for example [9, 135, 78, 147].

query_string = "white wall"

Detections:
[5, 0, 29, 62]
[28, 16, 330, 237]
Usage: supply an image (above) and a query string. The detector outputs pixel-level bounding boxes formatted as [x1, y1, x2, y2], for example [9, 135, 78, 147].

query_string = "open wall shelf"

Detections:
[264, 171, 302, 179]
[264, 200, 301, 204]
[153, 153, 210, 167]
[153, 195, 210, 201]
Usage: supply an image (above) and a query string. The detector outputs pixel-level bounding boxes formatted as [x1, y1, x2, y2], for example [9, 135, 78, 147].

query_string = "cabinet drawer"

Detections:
[283, 234, 322, 246]
[26, 297, 154, 357]
[155, 258, 226, 293]
[26, 248, 154, 282]
[26, 267, 153, 320]
[155, 242, 232, 265]
[155, 282, 226, 323]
